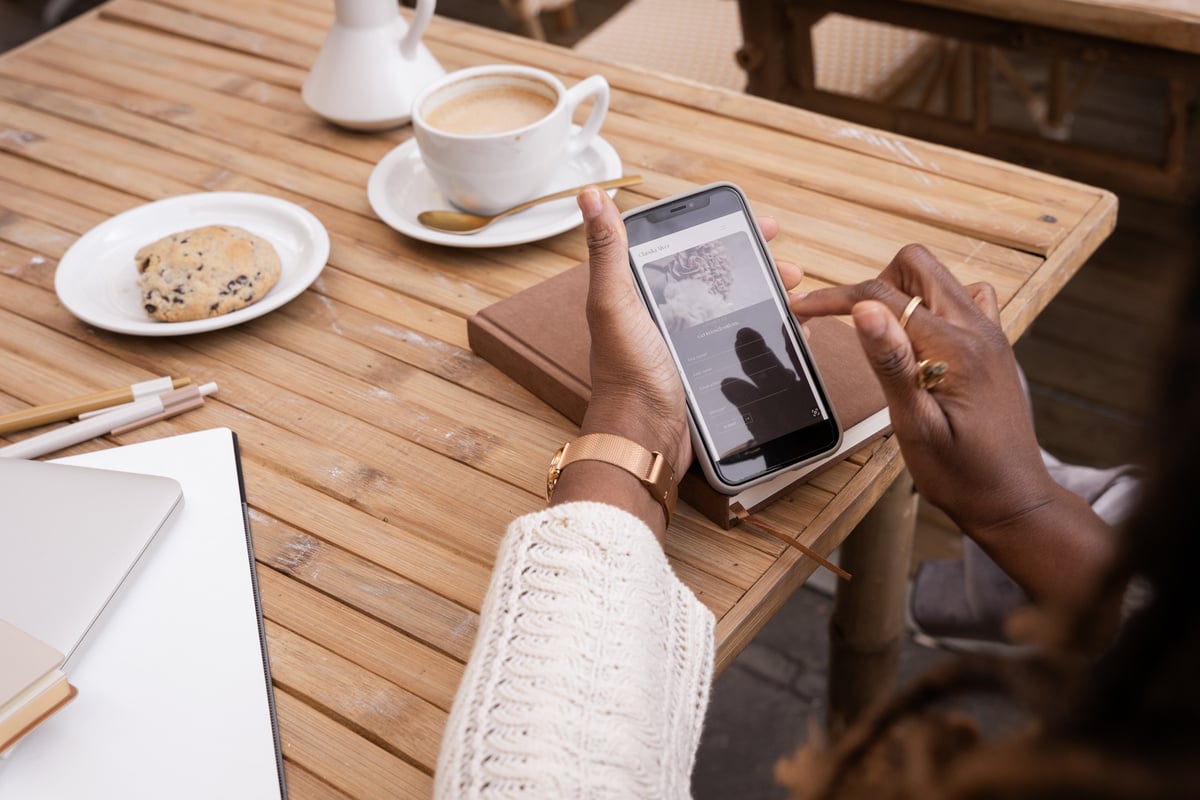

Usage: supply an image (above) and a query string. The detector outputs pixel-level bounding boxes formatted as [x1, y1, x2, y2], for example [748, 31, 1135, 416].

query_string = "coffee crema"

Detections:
[424, 85, 556, 135]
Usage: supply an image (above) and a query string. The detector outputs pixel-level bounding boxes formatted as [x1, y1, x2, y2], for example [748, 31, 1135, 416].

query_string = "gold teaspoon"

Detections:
[418, 175, 644, 234]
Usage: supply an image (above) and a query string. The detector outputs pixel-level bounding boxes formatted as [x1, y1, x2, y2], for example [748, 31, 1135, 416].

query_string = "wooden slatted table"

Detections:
[0, 1, 1115, 796]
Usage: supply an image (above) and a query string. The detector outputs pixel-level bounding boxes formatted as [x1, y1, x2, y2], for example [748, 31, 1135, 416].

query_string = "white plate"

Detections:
[54, 193, 330, 337]
[367, 132, 623, 248]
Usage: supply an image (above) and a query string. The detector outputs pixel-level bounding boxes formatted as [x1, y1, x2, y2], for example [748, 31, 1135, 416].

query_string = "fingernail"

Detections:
[853, 303, 888, 339]
[578, 187, 602, 220]
[788, 289, 808, 300]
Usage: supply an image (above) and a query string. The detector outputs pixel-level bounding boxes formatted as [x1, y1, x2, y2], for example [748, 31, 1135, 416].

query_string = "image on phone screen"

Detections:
[628, 187, 837, 488]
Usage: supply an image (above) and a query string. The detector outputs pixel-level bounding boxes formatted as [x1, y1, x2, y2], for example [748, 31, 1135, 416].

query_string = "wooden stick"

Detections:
[731, 503, 852, 581]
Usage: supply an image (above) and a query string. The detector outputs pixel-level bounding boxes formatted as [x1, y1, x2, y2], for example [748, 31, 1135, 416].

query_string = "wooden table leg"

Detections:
[826, 469, 917, 735]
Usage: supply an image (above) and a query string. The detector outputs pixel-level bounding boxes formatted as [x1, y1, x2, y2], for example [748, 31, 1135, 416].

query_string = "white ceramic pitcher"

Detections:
[302, 0, 445, 130]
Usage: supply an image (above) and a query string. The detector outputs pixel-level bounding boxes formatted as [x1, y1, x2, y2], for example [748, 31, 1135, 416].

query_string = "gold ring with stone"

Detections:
[898, 295, 923, 330]
[915, 359, 948, 391]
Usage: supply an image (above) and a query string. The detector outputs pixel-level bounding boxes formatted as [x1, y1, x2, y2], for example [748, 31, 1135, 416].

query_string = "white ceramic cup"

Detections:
[411, 64, 610, 215]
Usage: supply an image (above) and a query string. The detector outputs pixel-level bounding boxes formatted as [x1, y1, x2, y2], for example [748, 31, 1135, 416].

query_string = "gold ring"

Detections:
[898, 295, 923, 330]
[915, 359, 948, 391]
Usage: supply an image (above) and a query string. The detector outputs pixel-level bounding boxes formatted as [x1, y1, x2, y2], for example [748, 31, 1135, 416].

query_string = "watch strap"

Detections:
[546, 433, 677, 525]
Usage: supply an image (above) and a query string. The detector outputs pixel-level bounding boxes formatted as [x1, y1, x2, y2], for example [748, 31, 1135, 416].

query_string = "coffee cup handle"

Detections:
[563, 75, 610, 158]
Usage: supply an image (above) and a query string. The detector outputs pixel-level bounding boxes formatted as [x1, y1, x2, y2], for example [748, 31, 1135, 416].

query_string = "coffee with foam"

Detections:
[425, 86, 556, 135]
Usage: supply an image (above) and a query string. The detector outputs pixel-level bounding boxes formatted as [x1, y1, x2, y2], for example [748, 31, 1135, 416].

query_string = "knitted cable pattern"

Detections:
[434, 501, 716, 799]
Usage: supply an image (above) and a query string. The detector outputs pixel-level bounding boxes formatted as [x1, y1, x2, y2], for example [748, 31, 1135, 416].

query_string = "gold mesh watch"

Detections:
[546, 433, 677, 525]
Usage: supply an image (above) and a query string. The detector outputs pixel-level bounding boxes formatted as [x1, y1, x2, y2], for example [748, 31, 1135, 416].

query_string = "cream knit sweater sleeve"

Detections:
[434, 501, 716, 799]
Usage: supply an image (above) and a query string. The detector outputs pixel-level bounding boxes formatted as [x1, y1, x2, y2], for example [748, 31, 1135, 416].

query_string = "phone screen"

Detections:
[626, 185, 838, 488]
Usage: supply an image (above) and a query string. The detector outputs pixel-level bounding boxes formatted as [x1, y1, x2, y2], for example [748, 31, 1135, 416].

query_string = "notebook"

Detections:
[0, 428, 286, 799]
[0, 620, 77, 756]
[0, 457, 182, 663]
[467, 262, 892, 527]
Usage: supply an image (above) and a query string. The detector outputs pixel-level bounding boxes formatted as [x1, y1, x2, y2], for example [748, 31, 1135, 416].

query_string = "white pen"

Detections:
[110, 384, 214, 435]
[0, 383, 218, 460]
[76, 376, 191, 420]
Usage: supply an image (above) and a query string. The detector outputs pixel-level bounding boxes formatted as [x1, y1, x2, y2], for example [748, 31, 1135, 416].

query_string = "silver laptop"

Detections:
[0, 458, 182, 664]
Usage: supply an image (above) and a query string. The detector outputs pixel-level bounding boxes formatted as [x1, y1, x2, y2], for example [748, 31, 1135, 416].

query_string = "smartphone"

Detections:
[623, 182, 841, 494]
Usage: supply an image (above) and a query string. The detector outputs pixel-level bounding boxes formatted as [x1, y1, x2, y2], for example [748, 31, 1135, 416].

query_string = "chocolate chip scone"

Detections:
[135, 225, 282, 322]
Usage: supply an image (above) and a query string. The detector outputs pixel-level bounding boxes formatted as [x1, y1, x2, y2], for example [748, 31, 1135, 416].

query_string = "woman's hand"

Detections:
[547, 188, 690, 539]
[790, 244, 1053, 533]
[574, 187, 692, 476]
[552, 189, 792, 540]
[574, 190, 787, 475]
[789, 244, 1115, 603]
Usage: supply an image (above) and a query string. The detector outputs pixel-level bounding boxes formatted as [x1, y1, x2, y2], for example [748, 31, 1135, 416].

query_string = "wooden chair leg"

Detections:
[1046, 54, 1070, 129]
[520, 14, 546, 40]
[972, 45, 991, 132]
[506, 0, 573, 40]
[947, 39, 970, 120]
[501, 0, 548, 40]
[917, 42, 953, 113]
[1165, 78, 1193, 181]
[550, 3, 576, 33]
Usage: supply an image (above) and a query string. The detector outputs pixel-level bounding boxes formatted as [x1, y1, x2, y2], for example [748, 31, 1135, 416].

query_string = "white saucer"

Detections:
[54, 193, 330, 337]
[367, 132, 623, 248]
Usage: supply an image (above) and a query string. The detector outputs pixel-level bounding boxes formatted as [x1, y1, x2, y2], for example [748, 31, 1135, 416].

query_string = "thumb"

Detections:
[579, 187, 630, 319]
[851, 300, 923, 419]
